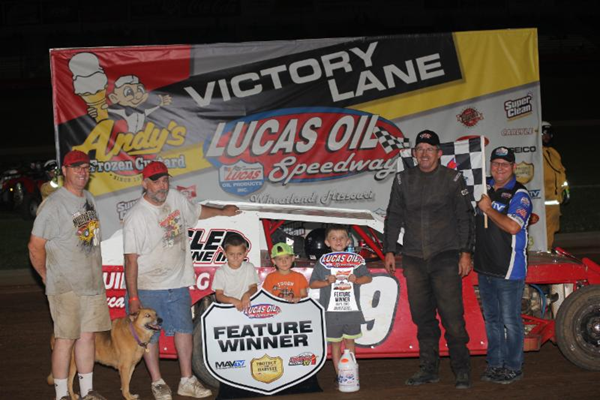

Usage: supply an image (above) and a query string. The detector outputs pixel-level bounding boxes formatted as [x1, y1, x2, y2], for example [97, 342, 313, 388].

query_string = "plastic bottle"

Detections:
[338, 349, 359, 392]
[346, 243, 355, 253]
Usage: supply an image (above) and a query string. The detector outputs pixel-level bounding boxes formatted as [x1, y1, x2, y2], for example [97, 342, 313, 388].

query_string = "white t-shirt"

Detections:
[123, 189, 201, 290]
[211, 261, 260, 300]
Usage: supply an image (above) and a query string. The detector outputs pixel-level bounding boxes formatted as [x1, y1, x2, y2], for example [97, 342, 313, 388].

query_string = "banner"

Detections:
[201, 289, 326, 395]
[50, 28, 546, 250]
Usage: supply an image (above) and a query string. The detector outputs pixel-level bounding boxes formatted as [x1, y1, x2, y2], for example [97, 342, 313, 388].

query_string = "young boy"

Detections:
[309, 224, 372, 379]
[263, 242, 308, 302]
[212, 233, 260, 311]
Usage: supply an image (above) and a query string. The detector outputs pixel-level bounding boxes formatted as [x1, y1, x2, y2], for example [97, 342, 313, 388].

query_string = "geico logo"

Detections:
[509, 146, 536, 153]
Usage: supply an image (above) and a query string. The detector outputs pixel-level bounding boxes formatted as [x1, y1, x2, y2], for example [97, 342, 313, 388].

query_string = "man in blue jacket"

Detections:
[475, 146, 532, 385]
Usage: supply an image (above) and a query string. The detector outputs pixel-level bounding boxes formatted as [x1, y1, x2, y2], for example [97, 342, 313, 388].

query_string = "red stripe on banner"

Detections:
[50, 45, 191, 125]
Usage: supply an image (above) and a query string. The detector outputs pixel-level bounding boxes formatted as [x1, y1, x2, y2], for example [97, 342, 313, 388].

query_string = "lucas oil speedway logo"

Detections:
[67, 52, 187, 185]
[204, 107, 408, 196]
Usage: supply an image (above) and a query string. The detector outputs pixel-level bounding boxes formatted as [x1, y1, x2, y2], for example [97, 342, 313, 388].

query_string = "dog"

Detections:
[48, 308, 162, 400]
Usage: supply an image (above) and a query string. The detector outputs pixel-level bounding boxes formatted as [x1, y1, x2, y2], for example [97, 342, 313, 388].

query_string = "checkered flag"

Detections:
[397, 137, 485, 207]
[374, 127, 410, 154]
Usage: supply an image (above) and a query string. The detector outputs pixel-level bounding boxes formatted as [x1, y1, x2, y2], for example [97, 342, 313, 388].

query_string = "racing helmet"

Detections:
[541, 121, 552, 137]
[44, 159, 57, 172]
[304, 228, 331, 261]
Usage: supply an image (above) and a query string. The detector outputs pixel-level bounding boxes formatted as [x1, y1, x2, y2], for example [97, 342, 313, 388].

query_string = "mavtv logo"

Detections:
[216, 360, 245, 369]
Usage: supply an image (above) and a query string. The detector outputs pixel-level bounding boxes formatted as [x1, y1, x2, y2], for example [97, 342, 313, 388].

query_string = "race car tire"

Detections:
[555, 285, 600, 371]
[19, 193, 40, 220]
[192, 294, 221, 389]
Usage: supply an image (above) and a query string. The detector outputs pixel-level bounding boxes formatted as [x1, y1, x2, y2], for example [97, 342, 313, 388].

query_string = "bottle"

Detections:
[338, 349, 359, 392]
[346, 243, 355, 253]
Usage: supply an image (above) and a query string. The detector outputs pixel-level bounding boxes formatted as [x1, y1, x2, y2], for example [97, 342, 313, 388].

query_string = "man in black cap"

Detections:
[383, 130, 475, 389]
[475, 146, 531, 384]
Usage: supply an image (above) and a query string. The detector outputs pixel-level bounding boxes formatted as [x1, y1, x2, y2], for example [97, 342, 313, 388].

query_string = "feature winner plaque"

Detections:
[201, 289, 327, 395]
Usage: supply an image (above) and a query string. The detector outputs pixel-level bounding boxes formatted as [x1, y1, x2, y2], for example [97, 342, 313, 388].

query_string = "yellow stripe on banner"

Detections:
[355, 28, 540, 120]
[87, 143, 213, 196]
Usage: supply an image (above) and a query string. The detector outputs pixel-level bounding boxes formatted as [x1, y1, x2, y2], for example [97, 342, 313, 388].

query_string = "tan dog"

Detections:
[48, 308, 162, 400]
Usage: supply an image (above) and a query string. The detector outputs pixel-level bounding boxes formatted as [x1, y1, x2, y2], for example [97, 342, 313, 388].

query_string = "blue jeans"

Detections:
[126, 287, 193, 344]
[478, 274, 525, 371]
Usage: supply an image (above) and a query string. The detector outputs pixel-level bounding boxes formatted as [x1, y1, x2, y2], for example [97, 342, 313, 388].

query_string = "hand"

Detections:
[233, 299, 244, 311]
[384, 252, 396, 275]
[241, 294, 252, 310]
[327, 275, 336, 284]
[129, 299, 141, 314]
[159, 94, 172, 106]
[348, 274, 357, 283]
[477, 194, 492, 213]
[458, 252, 472, 277]
[222, 205, 240, 217]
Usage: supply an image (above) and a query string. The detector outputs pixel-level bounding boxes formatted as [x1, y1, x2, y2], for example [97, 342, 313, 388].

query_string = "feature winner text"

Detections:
[214, 321, 313, 352]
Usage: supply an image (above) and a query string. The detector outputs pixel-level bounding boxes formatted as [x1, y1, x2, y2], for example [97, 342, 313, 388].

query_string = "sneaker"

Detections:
[491, 368, 523, 385]
[151, 379, 173, 400]
[177, 376, 212, 398]
[455, 371, 471, 389]
[82, 390, 107, 400]
[405, 368, 440, 386]
[481, 366, 504, 382]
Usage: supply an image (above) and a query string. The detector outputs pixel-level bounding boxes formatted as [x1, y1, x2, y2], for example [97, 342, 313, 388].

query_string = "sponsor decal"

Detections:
[501, 192, 512, 199]
[251, 354, 284, 384]
[456, 107, 483, 128]
[288, 352, 318, 367]
[216, 360, 246, 369]
[492, 202, 506, 212]
[529, 213, 540, 225]
[204, 108, 406, 188]
[501, 127, 534, 136]
[529, 189, 541, 199]
[320, 252, 365, 269]
[176, 185, 197, 201]
[219, 161, 264, 195]
[504, 93, 533, 119]
[188, 228, 250, 266]
[515, 162, 534, 184]
[244, 304, 282, 319]
[515, 208, 528, 219]
[509, 146, 537, 154]
[116, 198, 137, 221]
[520, 197, 531, 207]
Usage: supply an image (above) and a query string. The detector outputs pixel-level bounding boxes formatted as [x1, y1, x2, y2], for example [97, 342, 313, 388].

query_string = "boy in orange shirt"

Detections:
[263, 242, 308, 302]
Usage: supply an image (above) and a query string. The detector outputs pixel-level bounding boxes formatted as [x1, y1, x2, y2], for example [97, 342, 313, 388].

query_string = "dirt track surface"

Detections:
[0, 285, 598, 400]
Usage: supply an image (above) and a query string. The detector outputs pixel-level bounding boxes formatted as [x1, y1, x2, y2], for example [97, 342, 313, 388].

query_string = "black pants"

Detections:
[402, 250, 470, 373]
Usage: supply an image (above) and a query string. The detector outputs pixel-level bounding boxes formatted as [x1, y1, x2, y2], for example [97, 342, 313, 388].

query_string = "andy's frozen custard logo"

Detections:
[68, 52, 186, 177]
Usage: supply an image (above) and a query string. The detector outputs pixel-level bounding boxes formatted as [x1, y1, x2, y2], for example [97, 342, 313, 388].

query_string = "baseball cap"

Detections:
[142, 161, 170, 180]
[271, 242, 294, 258]
[63, 150, 90, 167]
[415, 130, 440, 147]
[490, 146, 515, 163]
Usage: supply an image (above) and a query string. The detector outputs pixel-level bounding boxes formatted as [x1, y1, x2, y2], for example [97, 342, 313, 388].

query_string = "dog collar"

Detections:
[129, 320, 149, 351]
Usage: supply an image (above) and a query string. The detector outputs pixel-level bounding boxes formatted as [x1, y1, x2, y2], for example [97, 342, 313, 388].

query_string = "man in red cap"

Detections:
[123, 161, 239, 400]
[29, 150, 110, 400]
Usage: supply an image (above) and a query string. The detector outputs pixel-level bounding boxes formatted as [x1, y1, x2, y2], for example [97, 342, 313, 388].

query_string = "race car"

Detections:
[101, 201, 600, 388]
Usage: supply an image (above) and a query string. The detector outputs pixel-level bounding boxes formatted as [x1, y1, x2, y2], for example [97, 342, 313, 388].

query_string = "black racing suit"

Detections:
[383, 164, 475, 374]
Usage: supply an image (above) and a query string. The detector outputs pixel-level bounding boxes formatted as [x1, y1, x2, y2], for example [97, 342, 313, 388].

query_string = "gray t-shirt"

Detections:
[123, 189, 201, 290]
[32, 187, 104, 296]
[309, 256, 371, 325]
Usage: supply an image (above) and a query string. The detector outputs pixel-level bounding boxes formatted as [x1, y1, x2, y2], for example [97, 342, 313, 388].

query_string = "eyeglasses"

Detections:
[67, 165, 91, 172]
[491, 162, 513, 169]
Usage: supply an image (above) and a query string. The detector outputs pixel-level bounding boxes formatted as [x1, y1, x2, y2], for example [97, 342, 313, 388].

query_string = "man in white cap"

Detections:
[123, 161, 238, 399]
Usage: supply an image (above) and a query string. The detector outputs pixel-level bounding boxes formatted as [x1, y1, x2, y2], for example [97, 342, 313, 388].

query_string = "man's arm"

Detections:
[199, 204, 239, 220]
[28, 234, 47, 284]
[383, 174, 404, 274]
[477, 195, 521, 235]
[124, 253, 142, 314]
